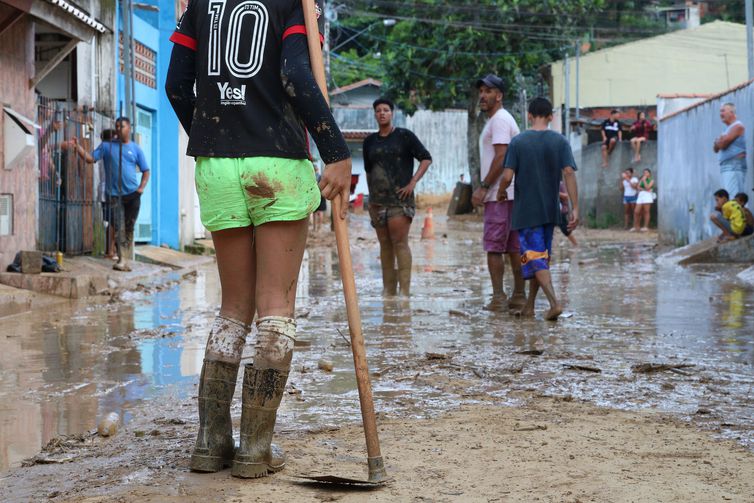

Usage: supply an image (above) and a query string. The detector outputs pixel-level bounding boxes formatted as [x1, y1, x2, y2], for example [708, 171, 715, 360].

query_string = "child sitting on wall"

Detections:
[710, 189, 753, 242]
[734, 192, 754, 230]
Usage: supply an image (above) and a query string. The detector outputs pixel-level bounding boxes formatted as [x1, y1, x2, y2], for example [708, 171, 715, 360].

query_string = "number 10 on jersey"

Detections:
[207, 0, 269, 79]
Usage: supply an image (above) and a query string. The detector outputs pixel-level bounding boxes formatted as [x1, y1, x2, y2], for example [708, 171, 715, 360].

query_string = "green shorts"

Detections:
[195, 156, 320, 231]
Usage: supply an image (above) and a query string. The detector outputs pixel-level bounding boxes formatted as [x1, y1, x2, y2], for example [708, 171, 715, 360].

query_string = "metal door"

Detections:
[134, 108, 153, 243]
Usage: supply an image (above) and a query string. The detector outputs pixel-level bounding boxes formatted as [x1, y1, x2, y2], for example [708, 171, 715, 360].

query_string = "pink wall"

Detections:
[0, 17, 37, 268]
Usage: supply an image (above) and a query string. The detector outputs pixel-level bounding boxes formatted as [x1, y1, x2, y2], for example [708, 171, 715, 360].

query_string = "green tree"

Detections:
[346, 0, 606, 187]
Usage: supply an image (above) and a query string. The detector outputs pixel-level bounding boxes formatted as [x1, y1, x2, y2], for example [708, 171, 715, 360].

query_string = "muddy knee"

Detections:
[205, 316, 250, 365]
[254, 317, 296, 371]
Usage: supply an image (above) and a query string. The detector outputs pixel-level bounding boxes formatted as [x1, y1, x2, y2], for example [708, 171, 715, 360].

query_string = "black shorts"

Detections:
[603, 137, 618, 148]
[558, 212, 571, 237]
[315, 197, 326, 212]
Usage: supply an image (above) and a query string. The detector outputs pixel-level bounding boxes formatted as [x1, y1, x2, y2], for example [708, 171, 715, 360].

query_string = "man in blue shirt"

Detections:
[68, 117, 150, 271]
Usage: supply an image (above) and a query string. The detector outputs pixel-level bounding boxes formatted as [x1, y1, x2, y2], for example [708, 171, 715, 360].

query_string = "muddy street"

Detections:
[2, 213, 754, 501]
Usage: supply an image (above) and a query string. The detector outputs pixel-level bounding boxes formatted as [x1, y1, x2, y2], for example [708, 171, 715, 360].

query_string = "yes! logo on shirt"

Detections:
[217, 82, 247, 106]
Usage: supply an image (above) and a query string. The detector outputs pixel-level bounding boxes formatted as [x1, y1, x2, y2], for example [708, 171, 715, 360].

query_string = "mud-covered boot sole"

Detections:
[230, 460, 285, 478]
[190, 453, 227, 473]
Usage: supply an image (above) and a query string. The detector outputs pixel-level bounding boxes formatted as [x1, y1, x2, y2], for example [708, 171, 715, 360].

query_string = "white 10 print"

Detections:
[207, 0, 268, 79]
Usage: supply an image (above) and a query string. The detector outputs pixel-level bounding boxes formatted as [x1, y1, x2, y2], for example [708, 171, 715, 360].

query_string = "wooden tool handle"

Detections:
[301, 0, 385, 469]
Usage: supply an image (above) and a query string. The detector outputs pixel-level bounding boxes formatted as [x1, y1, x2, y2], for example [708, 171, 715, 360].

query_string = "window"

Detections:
[0, 194, 12, 236]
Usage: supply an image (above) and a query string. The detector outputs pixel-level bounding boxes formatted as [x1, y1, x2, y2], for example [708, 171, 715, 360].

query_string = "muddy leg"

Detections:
[254, 218, 308, 318]
[485, 253, 507, 311]
[191, 226, 257, 473]
[212, 226, 257, 325]
[514, 279, 538, 318]
[534, 269, 562, 321]
[388, 215, 412, 297]
[507, 252, 527, 310]
[230, 219, 308, 479]
[375, 225, 397, 296]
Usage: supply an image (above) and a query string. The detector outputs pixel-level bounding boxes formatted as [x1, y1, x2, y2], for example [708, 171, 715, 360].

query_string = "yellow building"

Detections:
[548, 21, 751, 109]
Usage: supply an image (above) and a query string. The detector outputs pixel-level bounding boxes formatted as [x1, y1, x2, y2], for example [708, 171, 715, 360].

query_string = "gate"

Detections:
[37, 97, 106, 255]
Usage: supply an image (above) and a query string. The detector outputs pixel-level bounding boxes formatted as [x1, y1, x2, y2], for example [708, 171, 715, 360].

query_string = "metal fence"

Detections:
[657, 80, 754, 245]
[37, 97, 111, 255]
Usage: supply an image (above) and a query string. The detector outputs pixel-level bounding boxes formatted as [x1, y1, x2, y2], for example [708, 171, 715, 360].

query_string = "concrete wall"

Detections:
[330, 108, 467, 198]
[575, 140, 657, 228]
[0, 18, 37, 269]
[405, 109, 468, 197]
[658, 81, 754, 245]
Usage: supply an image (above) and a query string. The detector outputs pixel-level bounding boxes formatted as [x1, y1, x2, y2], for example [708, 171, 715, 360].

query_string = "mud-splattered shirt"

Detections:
[168, 0, 349, 163]
[363, 128, 431, 208]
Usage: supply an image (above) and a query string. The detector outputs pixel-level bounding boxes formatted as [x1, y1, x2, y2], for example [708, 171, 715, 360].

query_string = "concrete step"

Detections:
[658, 234, 754, 266]
[738, 265, 754, 285]
[0, 256, 167, 299]
[135, 245, 215, 269]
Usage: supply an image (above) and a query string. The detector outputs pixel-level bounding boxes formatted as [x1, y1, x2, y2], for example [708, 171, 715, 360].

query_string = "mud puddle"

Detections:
[1, 214, 753, 476]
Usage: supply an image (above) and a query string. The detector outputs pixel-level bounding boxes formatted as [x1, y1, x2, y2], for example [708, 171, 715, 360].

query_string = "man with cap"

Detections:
[471, 74, 526, 312]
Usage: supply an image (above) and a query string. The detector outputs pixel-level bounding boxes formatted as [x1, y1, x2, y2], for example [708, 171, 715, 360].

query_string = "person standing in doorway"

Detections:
[498, 97, 579, 321]
[363, 97, 432, 297]
[471, 74, 526, 312]
[621, 167, 639, 230]
[68, 117, 150, 271]
[629, 111, 653, 162]
[165, 0, 352, 479]
[601, 110, 622, 168]
[713, 103, 747, 198]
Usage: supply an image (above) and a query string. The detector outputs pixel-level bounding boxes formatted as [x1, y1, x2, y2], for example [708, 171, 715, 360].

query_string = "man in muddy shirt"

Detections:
[363, 97, 432, 296]
[166, 0, 351, 480]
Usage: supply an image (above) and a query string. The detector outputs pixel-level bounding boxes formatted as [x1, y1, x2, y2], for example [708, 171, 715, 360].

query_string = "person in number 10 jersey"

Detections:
[166, 0, 351, 479]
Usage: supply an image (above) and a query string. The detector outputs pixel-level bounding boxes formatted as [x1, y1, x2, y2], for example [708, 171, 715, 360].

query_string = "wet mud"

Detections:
[1, 215, 753, 501]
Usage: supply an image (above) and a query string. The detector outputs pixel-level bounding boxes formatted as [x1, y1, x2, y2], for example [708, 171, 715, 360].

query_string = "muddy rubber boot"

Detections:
[383, 268, 398, 296]
[231, 365, 289, 478]
[190, 360, 239, 472]
[397, 265, 411, 297]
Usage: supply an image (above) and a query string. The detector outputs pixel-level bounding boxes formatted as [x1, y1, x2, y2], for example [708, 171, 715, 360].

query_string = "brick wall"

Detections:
[0, 17, 37, 269]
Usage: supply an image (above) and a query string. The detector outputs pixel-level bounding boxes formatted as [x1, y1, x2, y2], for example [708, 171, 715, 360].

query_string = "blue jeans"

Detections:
[720, 157, 747, 198]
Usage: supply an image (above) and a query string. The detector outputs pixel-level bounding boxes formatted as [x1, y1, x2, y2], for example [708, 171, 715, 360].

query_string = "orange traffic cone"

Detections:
[421, 207, 435, 240]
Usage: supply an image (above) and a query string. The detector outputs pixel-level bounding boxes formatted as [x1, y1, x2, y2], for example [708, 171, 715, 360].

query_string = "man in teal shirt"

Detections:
[68, 117, 150, 271]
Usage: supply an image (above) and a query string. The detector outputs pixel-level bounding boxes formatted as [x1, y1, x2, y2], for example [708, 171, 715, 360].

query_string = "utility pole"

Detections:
[575, 41, 581, 121]
[324, 5, 331, 87]
[122, 0, 136, 124]
[747, 0, 753, 79]
[564, 52, 571, 139]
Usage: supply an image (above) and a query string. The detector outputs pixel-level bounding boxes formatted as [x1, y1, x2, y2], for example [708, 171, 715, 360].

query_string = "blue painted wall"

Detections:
[115, 0, 180, 249]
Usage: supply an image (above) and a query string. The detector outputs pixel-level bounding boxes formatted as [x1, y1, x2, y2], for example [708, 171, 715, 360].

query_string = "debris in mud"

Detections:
[563, 364, 602, 373]
[448, 309, 471, 318]
[516, 350, 544, 356]
[97, 412, 120, 437]
[318, 359, 334, 372]
[181, 270, 198, 280]
[425, 352, 449, 361]
[153, 417, 186, 426]
[22, 432, 96, 467]
[631, 363, 696, 374]
[513, 424, 548, 432]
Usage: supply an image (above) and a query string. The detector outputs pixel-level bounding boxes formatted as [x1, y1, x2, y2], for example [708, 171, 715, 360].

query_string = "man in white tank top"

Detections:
[713, 103, 747, 198]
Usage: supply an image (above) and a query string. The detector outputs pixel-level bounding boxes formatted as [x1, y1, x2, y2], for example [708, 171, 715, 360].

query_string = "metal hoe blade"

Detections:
[296, 474, 388, 488]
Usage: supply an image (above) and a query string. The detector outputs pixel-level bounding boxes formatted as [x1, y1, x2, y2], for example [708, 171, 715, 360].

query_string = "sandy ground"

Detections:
[4, 389, 753, 502]
[3, 224, 752, 502]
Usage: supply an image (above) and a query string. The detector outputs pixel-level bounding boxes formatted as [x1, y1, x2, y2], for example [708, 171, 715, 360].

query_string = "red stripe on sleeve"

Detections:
[169, 32, 198, 51]
[283, 25, 325, 44]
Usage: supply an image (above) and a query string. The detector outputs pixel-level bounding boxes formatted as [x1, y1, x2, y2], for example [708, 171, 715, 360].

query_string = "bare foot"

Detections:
[507, 294, 527, 311]
[484, 295, 508, 312]
[544, 305, 563, 321]
[512, 307, 535, 318]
